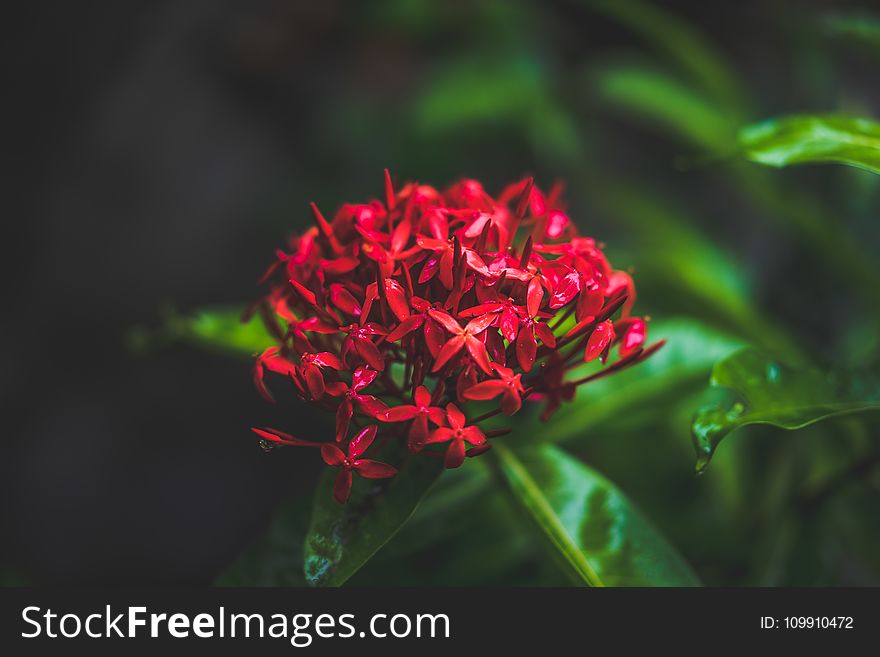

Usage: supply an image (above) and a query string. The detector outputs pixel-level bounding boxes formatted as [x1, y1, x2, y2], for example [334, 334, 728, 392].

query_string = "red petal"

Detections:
[431, 336, 466, 372]
[303, 363, 325, 399]
[321, 443, 346, 466]
[427, 408, 447, 426]
[391, 217, 412, 254]
[500, 307, 520, 342]
[445, 403, 465, 430]
[527, 277, 544, 318]
[444, 440, 466, 469]
[585, 320, 615, 362]
[418, 255, 440, 284]
[516, 328, 537, 372]
[336, 398, 353, 442]
[458, 302, 503, 317]
[383, 278, 410, 321]
[428, 309, 462, 334]
[462, 379, 507, 401]
[501, 389, 522, 415]
[576, 286, 604, 322]
[333, 469, 353, 504]
[464, 249, 490, 276]
[356, 395, 389, 419]
[550, 271, 581, 309]
[290, 279, 318, 307]
[353, 459, 398, 479]
[424, 427, 455, 444]
[253, 362, 274, 403]
[351, 367, 379, 391]
[423, 318, 446, 358]
[545, 209, 569, 238]
[408, 416, 429, 452]
[348, 424, 378, 459]
[386, 314, 424, 342]
[313, 352, 344, 369]
[355, 338, 385, 371]
[439, 249, 454, 290]
[463, 212, 491, 239]
[606, 271, 635, 315]
[414, 385, 432, 408]
[618, 318, 646, 357]
[329, 284, 361, 316]
[426, 209, 449, 241]
[462, 426, 486, 445]
[321, 257, 360, 275]
[534, 321, 556, 347]
[250, 427, 322, 447]
[465, 336, 493, 375]
[384, 405, 419, 422]
[325, 381, 348, 397]
[465, 313, 496, 334]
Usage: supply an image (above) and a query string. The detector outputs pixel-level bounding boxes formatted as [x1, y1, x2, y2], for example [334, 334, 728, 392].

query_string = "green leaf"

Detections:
[739, 114, 880, 176]
[215, 494, 311, 586]
[545, 318, 744, 443]
[492, 443, 701, 586]
[582, 181, 798, 357]
[582, 0, 747, 114]
[594, 65, 736, 152]
[129, 306, 275, 357]
[693, 348, 880, 472]
[304, 453, 445, 586]
[823, 12, 880, 51]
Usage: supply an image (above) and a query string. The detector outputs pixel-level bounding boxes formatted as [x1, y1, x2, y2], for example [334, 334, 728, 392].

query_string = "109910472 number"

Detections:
[783, 617, 853, 629]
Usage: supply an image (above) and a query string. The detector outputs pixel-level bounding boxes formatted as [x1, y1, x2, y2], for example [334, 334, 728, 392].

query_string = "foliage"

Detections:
[154, 0, 880, 587]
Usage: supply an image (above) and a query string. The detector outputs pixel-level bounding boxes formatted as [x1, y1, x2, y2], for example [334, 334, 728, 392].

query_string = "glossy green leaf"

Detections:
[739, 115, 880, 175]
[545, 318, 744, 443]
[493, 444, 701, 586]
[129, 306, 275, 357]
[304, 453, 445, 586]
[693, 348, 880, 472]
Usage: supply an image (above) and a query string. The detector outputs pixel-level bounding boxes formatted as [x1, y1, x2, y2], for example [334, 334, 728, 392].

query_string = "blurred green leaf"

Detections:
[215, 494, 310, 586]
[582, 0, 747, 115]
[693, 348, 880, 472]
[493, 443, 700, 586]
[129, 306, 274, 357]
[739, 115, 880, 176]
[594, 65, 736, 151]
[304, 453, 444, 586]
[414, 56, 582, 163]
[546, 318, 744, 443]
[583, 181, 799, 357]
[823, 12, 880, 50]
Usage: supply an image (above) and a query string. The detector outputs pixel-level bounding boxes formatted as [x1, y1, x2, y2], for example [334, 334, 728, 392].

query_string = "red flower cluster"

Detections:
[250, 171, 662, 503]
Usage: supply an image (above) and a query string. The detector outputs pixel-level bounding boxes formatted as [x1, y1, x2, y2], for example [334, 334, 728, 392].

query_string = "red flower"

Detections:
[462, 363, 526, 415]
[325, 367, 388, 442]
[297, 351, 344, 400]
[320, 425, 398, 504]
[428, 309, 495, 374]
[424, 404, 486, 468]
[250, 171, 659, 502]
[382, 385, 447, 450]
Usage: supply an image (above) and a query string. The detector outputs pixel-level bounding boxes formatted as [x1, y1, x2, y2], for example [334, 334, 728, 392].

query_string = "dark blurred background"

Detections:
[3, 0, 879, 586]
